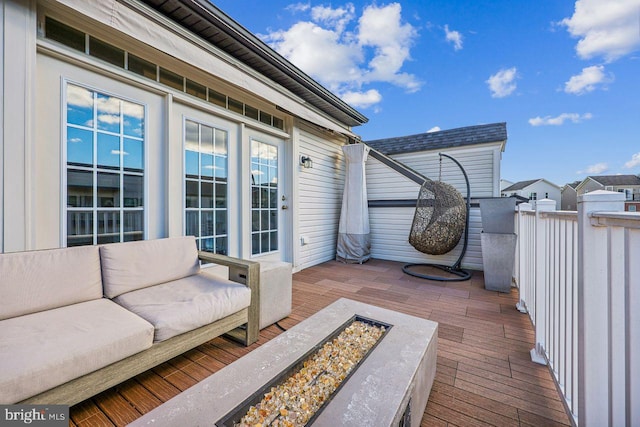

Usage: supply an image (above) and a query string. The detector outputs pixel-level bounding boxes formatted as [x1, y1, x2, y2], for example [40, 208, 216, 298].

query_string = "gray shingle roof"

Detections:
[589, 175, 640, 186]
[566, 180, 582, 189]
[364, 122, 507, 155]
[502, 179, 541, 192]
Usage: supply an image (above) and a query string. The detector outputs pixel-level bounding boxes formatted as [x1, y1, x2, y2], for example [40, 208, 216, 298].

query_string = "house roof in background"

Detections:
[141, 0, 368, 127]
[566, 180, 582, 189]
[588, 175, 640, 186]
[502, 179, 542, 192]
[364, 122, 507, 155]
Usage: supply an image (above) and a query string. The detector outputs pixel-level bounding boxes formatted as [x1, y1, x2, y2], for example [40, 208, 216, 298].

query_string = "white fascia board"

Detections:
[50, 0, 356, 137]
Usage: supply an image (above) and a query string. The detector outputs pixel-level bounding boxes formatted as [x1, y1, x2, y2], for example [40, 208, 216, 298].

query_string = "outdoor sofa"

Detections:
[0, 236, 259, 405]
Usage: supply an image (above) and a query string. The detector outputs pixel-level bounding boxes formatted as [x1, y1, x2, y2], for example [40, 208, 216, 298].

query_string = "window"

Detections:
[545, 192, 549, 199]
[529, 192, 537, 201]
[44, 17, 286, 131]
[618, 188, 633, 200]
[629, 205, 637, 212]
[251, 140, 278, 255]
[65, 83, 145, 246]
[184, 120, 228, 254]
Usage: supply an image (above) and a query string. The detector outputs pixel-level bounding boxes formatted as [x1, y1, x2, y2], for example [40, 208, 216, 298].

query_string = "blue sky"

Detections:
[213, 0, 640, 186]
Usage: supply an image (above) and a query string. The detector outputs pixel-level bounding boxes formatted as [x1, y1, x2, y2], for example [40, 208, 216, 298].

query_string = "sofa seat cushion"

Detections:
[113, 271, 252, 342]
[0, 299, 154, 404]
[101, 236, 200, 298]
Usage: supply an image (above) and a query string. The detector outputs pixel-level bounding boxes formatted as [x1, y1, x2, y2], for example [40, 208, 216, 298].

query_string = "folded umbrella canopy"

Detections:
[336, 143, 371, 263]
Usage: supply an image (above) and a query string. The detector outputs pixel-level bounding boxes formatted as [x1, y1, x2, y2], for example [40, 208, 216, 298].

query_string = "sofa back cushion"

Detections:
[100, 236, 200, 298]
[0, 245, 102, 320]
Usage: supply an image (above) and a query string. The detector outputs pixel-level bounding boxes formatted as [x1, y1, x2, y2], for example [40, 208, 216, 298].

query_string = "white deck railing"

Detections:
[514, 191, 639, 426]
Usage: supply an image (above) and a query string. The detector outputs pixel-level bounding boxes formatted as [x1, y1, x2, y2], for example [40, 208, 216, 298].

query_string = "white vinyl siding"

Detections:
[297, 125, 346, 270]
[365, 144, 502, 271]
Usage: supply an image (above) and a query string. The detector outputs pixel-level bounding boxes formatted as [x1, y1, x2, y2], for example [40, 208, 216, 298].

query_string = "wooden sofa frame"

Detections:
[19, 251, 260, 406]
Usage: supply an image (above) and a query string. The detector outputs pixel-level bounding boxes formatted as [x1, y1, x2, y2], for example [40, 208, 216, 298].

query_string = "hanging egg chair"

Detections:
[403, 153, 471, 281]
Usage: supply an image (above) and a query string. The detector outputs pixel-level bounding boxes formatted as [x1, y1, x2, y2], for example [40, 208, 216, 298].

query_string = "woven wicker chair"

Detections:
[403, 153, 471, 281]
[408, 180, 466, 255]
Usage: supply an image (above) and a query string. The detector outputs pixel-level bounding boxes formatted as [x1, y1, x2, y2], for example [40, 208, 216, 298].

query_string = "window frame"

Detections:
[182, 117, 230, 255]
[62, 79, 148, 247]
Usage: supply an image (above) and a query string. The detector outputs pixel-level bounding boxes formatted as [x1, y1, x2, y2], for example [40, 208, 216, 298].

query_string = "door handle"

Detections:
[281, 205, 289, 210]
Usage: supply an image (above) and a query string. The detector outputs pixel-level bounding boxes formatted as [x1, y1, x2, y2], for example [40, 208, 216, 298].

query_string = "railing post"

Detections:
[531, 199, 555, 365]
[577, 190, 625, 426]
[516, 202, 532, 313]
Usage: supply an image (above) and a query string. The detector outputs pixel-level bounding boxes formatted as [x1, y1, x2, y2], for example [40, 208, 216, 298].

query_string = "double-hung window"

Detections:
[65, 83, 145, 246]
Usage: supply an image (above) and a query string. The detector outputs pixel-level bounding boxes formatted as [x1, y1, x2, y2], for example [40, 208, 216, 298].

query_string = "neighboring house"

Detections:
[561, 180, 581, 211]
[576, 175, 640, 212]
[364, 123, 507, 270]
[0, 0, 369, 272]
[500, 179, 514, 192]
[501, 179, 561, 209]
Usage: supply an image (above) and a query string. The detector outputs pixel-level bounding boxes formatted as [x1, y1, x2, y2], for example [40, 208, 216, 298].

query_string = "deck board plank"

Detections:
[69, 259, 572, 426]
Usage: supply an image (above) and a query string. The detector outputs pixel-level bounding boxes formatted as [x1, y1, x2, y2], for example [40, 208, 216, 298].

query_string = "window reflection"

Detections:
[183, 120, 228, 255]
[65, 83, 145, 246]
[97, 94, 120, 133]
[67, 170, 93, 207]
[251, 140, 278, 255]
[67, 85, 94, 127]
[123, 138, 143, 171]
[97, 133, 120, 169]
[67, 127, 93, 166]
[97, 172, 120, 207]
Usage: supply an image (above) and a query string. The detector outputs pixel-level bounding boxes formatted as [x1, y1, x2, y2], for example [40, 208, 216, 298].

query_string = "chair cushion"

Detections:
[113, 270, 251, 342]
[0, 299, 154, 404]
[100, 236, 200, 298]
[0, 245, 102, 320]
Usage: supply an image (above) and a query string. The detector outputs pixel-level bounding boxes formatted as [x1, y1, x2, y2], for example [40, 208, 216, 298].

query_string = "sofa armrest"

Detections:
[197, 251, 259, 345]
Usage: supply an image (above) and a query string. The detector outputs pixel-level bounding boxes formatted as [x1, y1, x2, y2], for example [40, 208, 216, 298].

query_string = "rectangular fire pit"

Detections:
[130, 298, 438, 427]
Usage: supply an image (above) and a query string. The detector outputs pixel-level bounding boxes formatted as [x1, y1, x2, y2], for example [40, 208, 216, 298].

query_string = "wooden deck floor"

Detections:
[69, 259, 572, 426]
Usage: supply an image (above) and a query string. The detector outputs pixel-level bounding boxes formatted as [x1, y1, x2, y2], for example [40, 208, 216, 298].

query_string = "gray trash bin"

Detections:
[479, 198, 517, 293]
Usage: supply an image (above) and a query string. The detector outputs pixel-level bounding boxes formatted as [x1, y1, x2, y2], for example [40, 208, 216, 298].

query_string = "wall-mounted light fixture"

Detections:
[300, 155, 313, 168]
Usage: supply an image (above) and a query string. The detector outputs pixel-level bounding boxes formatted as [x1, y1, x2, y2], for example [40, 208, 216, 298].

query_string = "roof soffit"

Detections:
[140, 0, 368, 127]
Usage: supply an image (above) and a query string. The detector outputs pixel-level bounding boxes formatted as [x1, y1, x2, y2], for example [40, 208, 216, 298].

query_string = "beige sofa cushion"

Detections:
[0, 245, 102, 320]
[0, 299, 154, 404]
[101, 236, 200, 298]
[113, 270, 251, 342]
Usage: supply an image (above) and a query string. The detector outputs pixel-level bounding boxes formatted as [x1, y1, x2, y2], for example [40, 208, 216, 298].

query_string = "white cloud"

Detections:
[444, 25, 463, 51]
[486, 67, 518, 98]
[578, 162, 609, 174]
[427, 126, 441, 133]
[311, 4, 355, 33]
[263, 2, 420, 108]
[564, 65, 613, 94]
[528, 112, 593, 126]
[286, 2, 310, 13]
[98, 114, 120, 125]
[624, 152, 640, 169]
[561, 0, 640, 62]
[340, 89, 382, 108]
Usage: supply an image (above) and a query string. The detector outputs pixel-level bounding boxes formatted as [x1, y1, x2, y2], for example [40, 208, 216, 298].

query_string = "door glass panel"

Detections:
[184, 120, 228, 254]
[250, 140, 278, 255]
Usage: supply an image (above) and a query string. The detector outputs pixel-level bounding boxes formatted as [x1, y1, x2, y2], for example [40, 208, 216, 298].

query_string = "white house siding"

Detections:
[295, 123, 348, 271]
[366, 143, 502, 270]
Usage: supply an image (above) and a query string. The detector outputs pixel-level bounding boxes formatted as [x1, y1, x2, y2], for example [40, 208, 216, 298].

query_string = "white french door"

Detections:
[249, 137, 287, 261]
